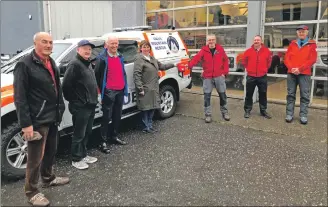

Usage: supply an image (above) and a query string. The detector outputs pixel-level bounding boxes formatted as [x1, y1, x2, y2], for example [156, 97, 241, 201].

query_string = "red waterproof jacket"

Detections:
[188, 44, 229, 78]
[242, 44, 272, 77]
[284, 39, 317, 75]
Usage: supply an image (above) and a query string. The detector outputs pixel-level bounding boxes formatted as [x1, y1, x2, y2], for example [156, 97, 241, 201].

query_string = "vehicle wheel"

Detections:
[1, 121, 27, 180]
[157, 85, 177, 119]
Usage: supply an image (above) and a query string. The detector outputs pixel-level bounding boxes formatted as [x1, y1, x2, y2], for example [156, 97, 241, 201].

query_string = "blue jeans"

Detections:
[141, 109, 155, 130]
[286, 74, 311, 117]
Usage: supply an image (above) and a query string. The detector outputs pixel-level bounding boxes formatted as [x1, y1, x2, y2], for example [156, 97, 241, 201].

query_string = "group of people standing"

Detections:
[189, 25, 317, 125]
[13, 32, 177, 206]
[13, 24, 316, 206]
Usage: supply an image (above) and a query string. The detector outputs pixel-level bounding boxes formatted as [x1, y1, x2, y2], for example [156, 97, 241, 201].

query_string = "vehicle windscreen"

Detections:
[1, 43, 72, 74]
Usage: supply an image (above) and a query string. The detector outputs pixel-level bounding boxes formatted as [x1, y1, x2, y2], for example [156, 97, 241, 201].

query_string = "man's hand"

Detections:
[139, 91, 145, 96]
[292, 68, 300, 75]
[22, 125, 34, 141]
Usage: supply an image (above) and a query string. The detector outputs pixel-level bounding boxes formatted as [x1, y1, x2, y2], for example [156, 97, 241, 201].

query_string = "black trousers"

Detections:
[100, 89, 124, 141]
[69, 103, 96, 162]
[244, 75, 268, 113]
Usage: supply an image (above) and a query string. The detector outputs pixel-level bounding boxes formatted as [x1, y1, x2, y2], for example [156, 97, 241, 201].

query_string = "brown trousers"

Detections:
[25, 123, 58, 199]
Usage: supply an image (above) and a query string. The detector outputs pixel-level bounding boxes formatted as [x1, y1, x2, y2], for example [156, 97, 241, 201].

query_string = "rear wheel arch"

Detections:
[159, 78, 180, 101]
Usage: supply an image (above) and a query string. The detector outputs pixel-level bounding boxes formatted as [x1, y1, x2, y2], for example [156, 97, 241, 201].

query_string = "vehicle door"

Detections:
[117, 40, 138, 110]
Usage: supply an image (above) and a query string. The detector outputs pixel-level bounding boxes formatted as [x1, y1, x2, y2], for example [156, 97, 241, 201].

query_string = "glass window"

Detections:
[208, 27, 247, 47]
[208, 2, 248, 26]
[320, 0, 327, 19]
[179, 30, 206, 49]
[174, 7, 207, 28]
[0, 43, 72, 74]
[146, 0, 173, 10]
[264, 24, 316, 48]
[265, 1, 319, 22]
[174, 1, 207, 8]
[118, 44, 138, 64]
[208, 0, 226, 4]
[316, 23, 328, 78]
[146, 11, 174, 29]
[312, 80, 328, 105]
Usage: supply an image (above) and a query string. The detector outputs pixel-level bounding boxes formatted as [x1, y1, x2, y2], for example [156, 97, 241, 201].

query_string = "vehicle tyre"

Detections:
[157, 85, 177, 119]
[1, 121, 27, 180]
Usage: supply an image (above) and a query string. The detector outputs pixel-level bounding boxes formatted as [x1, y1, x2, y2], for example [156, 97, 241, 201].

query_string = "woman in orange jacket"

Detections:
[284, 25, 317, 124]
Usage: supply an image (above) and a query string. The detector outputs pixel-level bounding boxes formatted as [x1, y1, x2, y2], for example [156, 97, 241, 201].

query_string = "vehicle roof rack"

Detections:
[113, 26, 152, 32]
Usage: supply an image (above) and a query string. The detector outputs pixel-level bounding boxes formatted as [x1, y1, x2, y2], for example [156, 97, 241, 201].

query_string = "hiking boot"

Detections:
[82, 155, 98, 164]
[260, 111, 272, 119]
[205, 115, 212, 123]
[300, 117, 308, 125]
[222, 113, 230, 121]
[28, 193, 50, 206]
[72, 160, 89, 170]
[285, 115, 293, 123]
[42, 176, 70, 188]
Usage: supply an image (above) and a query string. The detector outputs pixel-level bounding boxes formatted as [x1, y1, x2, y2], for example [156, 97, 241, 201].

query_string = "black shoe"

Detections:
[111, 137, 127, 145]
[244, 111, 250, 118]
[142, 129, 151, 133]
[149, 128, 158, 133]
[261, 111, 272, 119]
[99, 142, 110, 154]
[222, 113, 230, 121]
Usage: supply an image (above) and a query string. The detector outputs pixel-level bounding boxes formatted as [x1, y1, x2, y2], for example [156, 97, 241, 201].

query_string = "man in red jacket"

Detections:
[284, 25, 317, 124]
[242, 35, 272, 119]
[189, 34, 230, 123]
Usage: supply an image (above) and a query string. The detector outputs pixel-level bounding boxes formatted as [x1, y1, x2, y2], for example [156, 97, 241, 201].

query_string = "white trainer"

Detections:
[72, 160, 89, 170]
[82, 155, 98, 164]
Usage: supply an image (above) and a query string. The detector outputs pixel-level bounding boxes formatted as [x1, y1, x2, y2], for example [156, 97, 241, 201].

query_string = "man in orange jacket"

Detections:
[242, 35, 272, 119]
[188, 34, 230, 123]
[284, 25, 317, 124]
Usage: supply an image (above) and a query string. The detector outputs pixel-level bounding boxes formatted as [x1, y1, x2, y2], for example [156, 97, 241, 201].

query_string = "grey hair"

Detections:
[206, 33, 216, 40]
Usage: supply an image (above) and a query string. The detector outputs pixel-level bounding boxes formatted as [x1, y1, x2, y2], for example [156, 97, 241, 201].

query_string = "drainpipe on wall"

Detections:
[47, 1, 52, 35]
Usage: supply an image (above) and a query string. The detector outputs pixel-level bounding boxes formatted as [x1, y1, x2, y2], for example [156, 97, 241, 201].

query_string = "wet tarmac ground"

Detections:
[1, 93, 327, 206]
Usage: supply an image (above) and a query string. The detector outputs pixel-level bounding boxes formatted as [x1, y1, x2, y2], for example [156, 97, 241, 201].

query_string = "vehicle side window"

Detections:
[118, 44, 138, 64]
[90, 47, 104, 60]
[61, 47, 77, 64]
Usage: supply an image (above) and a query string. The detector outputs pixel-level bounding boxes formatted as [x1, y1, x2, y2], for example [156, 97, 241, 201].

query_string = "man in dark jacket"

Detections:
[95, 36, 128, 154]
[242, 35, 272, 119]
[13, 32, 69, 207]
[62, 40, 99, 170]
[188, 34, 230, 123]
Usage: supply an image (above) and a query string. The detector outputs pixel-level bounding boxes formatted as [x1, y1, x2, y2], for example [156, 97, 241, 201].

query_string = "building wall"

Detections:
[0, 1, 44, 55]
[42, 1, 113, 40]
[112, 1, 145, 28]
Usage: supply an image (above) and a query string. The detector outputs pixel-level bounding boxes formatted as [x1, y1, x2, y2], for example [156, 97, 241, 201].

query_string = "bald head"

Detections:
[106, 35, 119, 56]
[33, 32, 53, 58]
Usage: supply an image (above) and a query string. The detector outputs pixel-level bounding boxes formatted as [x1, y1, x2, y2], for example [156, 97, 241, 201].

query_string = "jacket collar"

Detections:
[251, 43, 265, 51]
[76, 53, 91, 67]
[202, 44, 221, 52]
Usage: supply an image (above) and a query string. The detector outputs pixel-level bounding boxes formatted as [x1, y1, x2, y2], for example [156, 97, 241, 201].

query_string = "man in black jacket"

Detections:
[62, 40, 99, 170]
[13, 32, 69, 207]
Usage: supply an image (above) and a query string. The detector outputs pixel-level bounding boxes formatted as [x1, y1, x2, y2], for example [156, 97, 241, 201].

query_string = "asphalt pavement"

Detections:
[1, 92, 327, 206]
